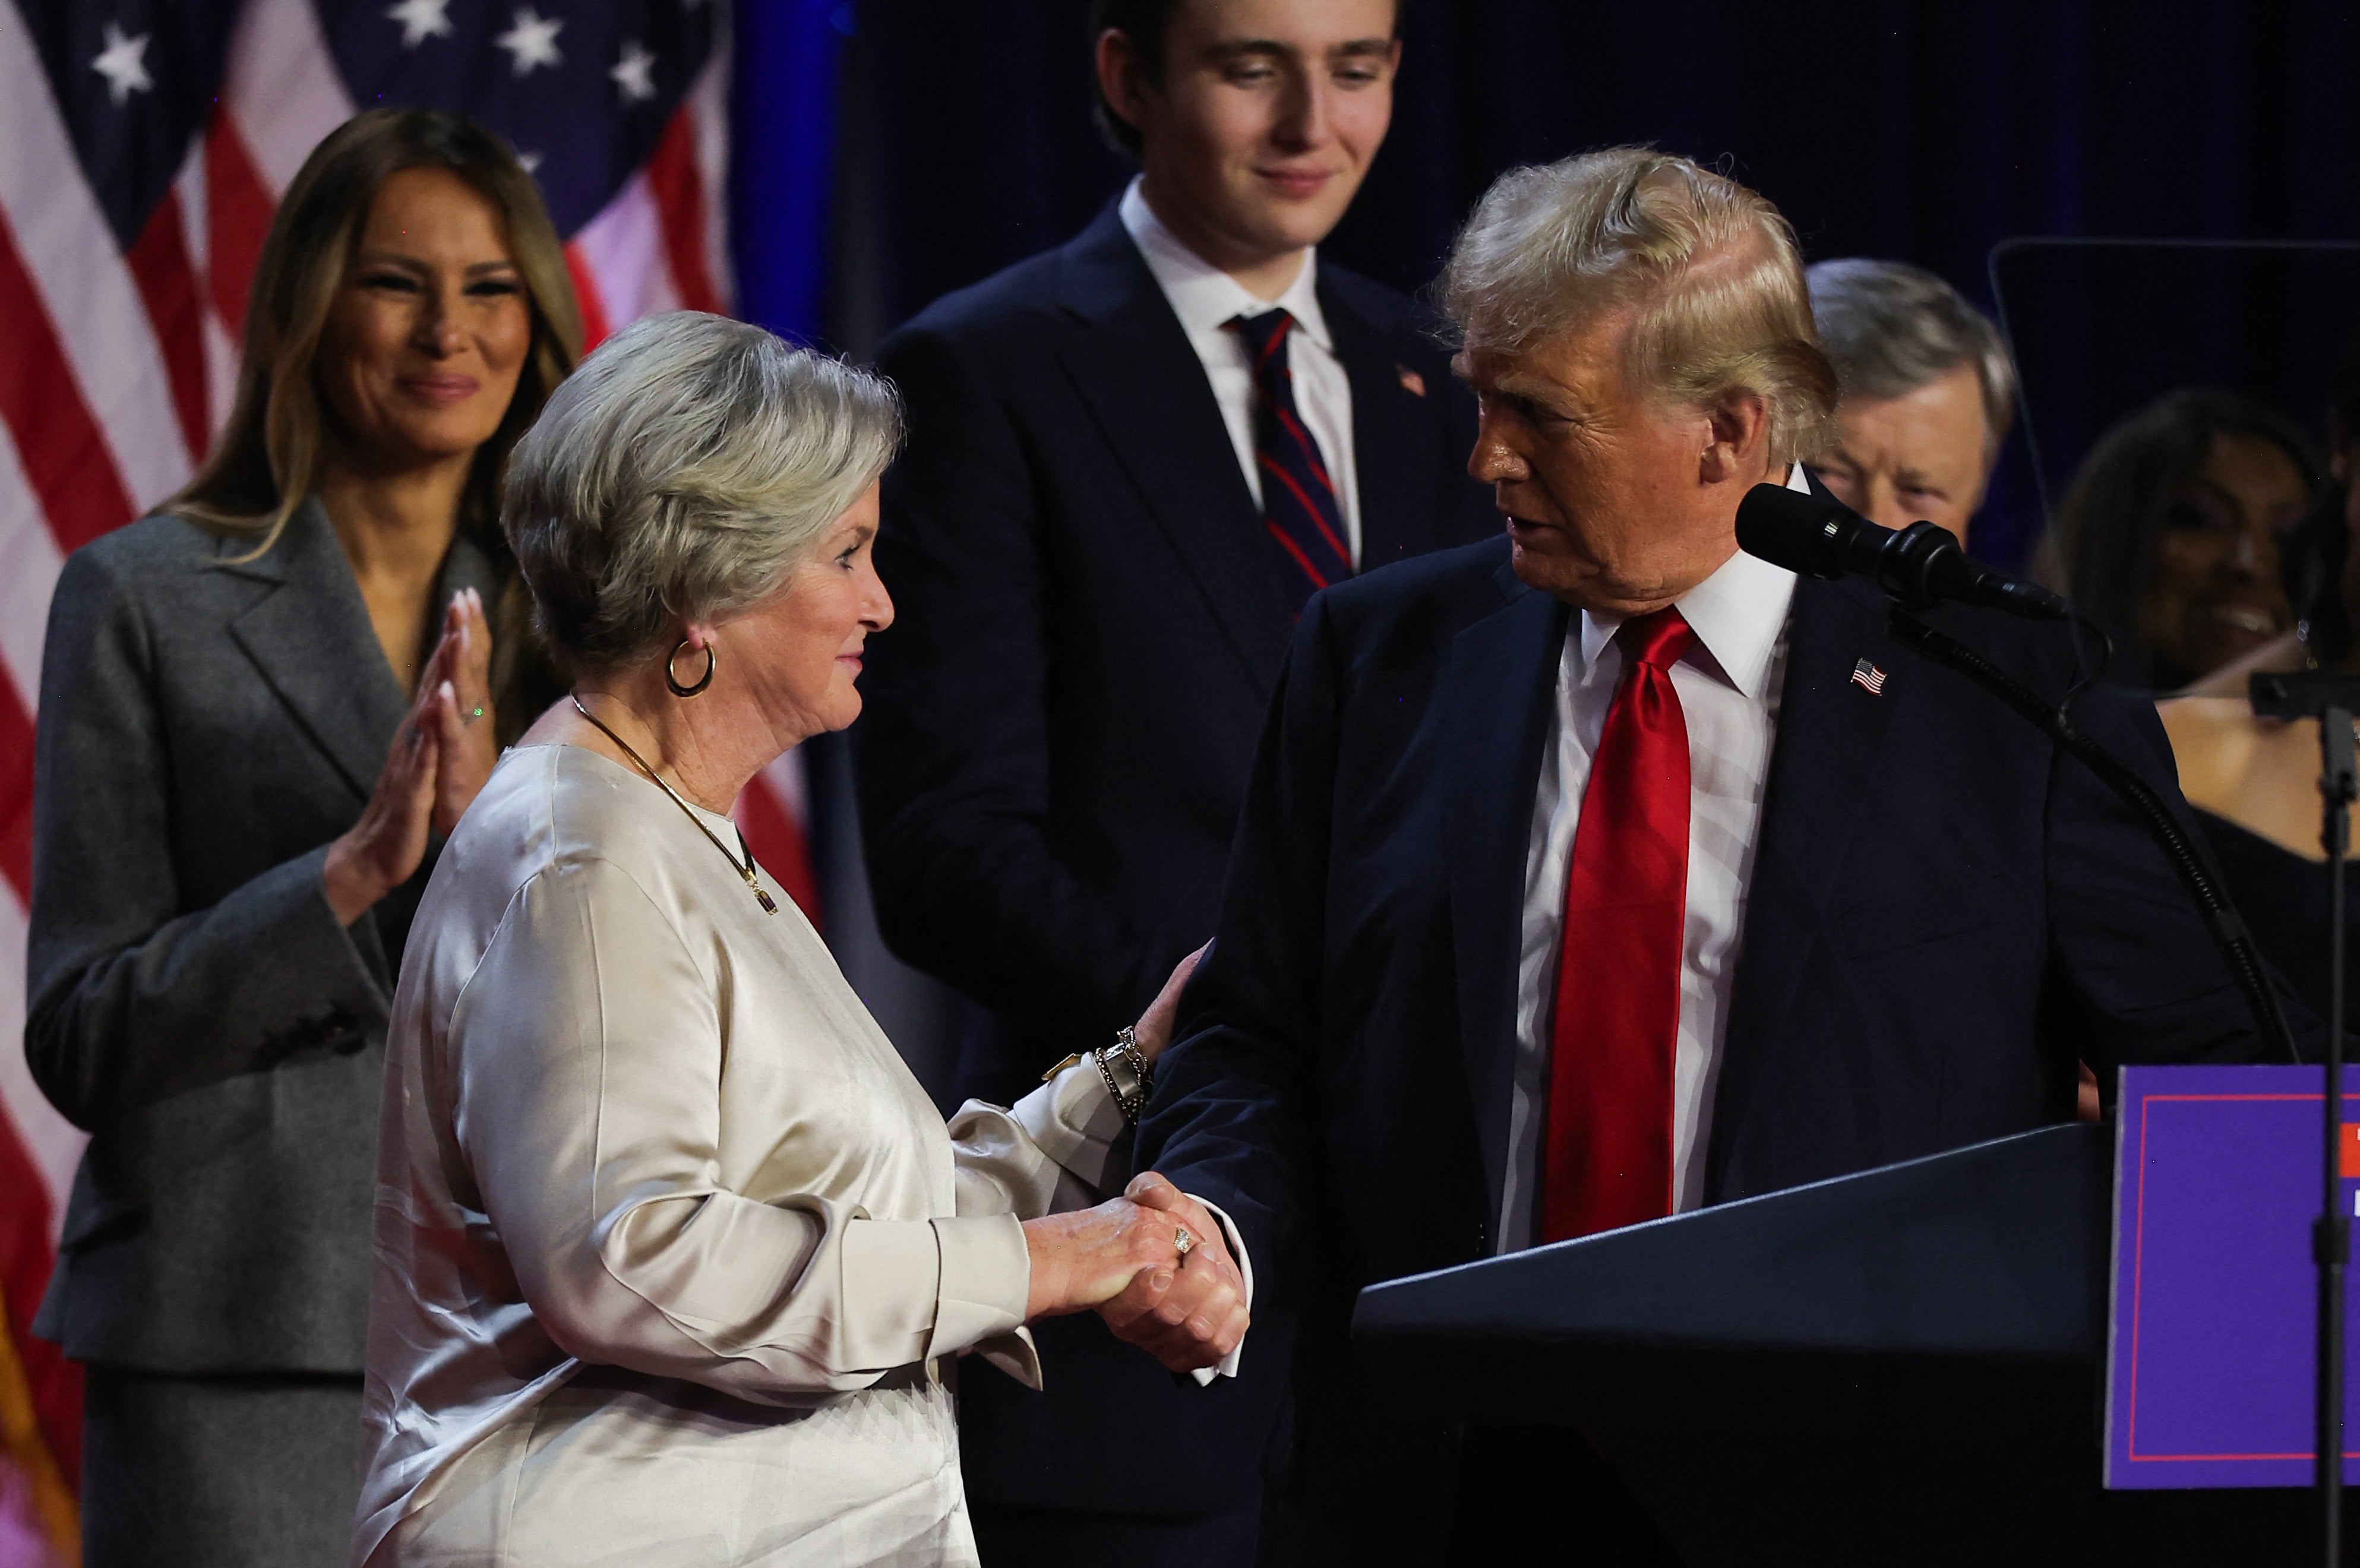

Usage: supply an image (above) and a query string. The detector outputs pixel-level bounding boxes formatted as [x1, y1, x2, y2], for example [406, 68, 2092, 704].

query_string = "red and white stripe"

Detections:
[1, 2, 814, 1241]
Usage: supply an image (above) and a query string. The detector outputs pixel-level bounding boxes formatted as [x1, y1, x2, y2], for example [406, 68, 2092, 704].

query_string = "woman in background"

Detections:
[25, 109, 577, 1566]
[2159, 350, 2360, 1023]
[2049, 387, 2318, 691]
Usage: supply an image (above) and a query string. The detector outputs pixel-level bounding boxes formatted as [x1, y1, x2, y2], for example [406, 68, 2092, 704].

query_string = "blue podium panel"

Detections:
[2108, 1064, 2360, 1490]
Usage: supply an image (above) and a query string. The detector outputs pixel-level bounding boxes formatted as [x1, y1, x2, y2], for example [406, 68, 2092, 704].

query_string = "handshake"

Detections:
[1019, 1172, 1249, 1374]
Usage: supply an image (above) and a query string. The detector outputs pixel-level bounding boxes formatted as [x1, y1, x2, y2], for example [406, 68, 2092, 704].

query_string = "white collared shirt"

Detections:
[1118, 176, 1363, 563]
[1498, 464, 1810, 1252]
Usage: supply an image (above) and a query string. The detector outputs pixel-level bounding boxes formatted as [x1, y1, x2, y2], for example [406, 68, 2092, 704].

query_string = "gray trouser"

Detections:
[82, 1365, 365, 1568]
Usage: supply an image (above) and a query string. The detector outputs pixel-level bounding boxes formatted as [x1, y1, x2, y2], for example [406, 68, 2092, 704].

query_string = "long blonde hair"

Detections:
[170, 108, 582, 556]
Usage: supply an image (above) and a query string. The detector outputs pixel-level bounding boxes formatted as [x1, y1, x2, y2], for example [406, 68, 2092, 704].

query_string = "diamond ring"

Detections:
[1173, 1225, 1194, 1259]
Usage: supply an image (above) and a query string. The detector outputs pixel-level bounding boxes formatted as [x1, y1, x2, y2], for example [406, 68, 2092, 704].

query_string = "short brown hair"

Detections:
[1089, 0, 1403, 160]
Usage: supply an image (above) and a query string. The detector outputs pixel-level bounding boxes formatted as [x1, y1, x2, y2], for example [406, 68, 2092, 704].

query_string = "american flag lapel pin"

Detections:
[1850, 657, 1888, 696]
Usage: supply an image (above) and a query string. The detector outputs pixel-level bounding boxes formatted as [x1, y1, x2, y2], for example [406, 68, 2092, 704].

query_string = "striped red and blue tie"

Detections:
[1229, 309, 1353, 611]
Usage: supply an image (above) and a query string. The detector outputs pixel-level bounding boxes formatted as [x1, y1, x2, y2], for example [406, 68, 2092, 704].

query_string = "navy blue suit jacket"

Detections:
[852, 203, 1493, 1520]
[1135, 535, 2296, 1561]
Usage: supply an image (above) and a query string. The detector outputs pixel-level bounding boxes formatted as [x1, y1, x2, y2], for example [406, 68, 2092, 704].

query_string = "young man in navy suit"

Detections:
[852, 1, 1494, 1560]
[1133, 148, 2304, 1564]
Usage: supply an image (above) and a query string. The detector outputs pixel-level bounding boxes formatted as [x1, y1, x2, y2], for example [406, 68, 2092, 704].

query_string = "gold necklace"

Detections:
[568, 694, 778, 915]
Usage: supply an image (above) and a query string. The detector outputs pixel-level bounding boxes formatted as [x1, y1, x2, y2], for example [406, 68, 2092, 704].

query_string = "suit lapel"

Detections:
[223, 499, 410, 803]
[1053, 204, 1293, 690]
[1322, 282, 1438, 572]
[1707, 577, 1904, 1192]
[1442, 564, 1571, 1226]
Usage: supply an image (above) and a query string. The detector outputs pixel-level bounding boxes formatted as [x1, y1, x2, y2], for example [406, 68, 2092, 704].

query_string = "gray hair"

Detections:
[1437, 146, 1837, 466]
[503, 311, 902, 668]
[1807, 258, 2017, 460]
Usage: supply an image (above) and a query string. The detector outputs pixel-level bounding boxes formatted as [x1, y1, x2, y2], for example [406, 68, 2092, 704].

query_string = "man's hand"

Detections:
[1097, 1172, 1249, 1373]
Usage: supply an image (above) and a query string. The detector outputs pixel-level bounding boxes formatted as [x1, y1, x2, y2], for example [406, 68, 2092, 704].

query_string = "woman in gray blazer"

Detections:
[24, 109, 579, 1568]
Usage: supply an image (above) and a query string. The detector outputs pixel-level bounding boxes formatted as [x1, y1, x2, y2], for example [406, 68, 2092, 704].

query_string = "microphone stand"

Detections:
[2251, 670, 2360, 1568]
[1885, 611, 2301, 1065]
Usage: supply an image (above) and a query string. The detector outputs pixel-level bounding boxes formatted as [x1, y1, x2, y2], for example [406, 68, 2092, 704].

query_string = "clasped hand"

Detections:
[1021, 1172, 1248, 1374]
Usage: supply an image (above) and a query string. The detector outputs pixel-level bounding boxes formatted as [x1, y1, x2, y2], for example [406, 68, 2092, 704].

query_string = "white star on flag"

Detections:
[90, 20, 153, 106]
[385, 0, 453, 49]
[611, 39, 658, 103]
[516, 150, 544, 175]
[494, 7, 564, 76]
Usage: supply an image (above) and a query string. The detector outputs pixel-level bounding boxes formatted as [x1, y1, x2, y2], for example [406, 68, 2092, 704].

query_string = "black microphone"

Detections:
[1736, 482, 2071, 621]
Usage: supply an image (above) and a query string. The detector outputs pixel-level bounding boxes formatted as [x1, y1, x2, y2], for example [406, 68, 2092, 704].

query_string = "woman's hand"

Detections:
[1097, 1172, 1249, 1373]
[1021, 1194, 1186, 1322]
[321, 675, 450, 925]
[1132, 941, 1211, 1064]
[419, 588, 497, 835]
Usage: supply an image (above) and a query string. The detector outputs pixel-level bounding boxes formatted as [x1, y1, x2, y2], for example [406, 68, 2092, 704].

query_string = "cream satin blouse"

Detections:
[350, 744, 1128, 1567]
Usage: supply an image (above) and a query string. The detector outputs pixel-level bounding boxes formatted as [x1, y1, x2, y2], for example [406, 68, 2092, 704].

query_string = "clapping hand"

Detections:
[1096, 1172, 1249, 1374]
[321, 590, 497, 924]
[419, 587, 497, 836]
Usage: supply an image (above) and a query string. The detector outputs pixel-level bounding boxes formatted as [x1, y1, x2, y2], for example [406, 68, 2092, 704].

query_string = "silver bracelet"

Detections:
[1095, 1026, 1153, 1123]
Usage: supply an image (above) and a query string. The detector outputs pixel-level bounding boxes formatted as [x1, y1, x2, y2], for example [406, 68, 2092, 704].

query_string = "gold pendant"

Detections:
[755, 888, 778, 915]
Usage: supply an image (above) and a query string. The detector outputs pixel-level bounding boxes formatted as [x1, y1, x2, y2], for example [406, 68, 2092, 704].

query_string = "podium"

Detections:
[1353, 1124, 2323, 1564]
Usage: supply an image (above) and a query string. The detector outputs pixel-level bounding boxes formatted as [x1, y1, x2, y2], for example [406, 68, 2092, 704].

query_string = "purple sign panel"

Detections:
[2108, 1064, 2360, 1489]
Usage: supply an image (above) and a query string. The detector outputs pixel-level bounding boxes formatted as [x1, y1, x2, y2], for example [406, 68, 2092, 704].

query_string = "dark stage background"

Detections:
[735, 0, 2360, 1094]
[803, 0, 2360, 577]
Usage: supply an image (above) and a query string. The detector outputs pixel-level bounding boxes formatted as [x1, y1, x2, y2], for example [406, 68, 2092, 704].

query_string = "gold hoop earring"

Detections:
[666, 638, 715, 698]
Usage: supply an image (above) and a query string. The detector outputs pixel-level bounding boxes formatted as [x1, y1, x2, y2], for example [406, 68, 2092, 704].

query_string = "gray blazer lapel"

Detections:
[221, 500, 409, 804]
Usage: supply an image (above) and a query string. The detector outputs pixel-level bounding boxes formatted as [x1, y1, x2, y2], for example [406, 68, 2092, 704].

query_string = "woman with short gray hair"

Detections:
[352, 311, 1247, 1567]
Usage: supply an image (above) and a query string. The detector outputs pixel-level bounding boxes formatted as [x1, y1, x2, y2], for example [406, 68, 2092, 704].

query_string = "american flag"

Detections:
[0, 1, 817, 1547]
[1850, 657, 1888, 696]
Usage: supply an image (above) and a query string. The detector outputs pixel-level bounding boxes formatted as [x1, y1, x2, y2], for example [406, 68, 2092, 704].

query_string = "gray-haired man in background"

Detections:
[1806, 258, 2017, 547]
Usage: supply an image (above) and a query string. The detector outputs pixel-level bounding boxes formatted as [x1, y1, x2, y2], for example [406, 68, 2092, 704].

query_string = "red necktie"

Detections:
[1539, 607, 1696, 1244]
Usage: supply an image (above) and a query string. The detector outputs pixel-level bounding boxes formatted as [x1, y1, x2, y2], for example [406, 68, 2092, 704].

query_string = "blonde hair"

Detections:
[1439, 146, 1837, 464]
[168, 108, 581, 557]
[503, 312, 903, 669]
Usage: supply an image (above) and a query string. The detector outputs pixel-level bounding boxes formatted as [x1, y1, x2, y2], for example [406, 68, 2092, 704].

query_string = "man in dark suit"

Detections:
[852, 0, 1493, 1559]
[1133, 147, 2295, 1565]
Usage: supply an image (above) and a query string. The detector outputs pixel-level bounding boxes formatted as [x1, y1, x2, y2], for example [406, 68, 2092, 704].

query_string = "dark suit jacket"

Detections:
[852, 202, 1494, 1518]
[1135, 535, 2297, 1563]
[27, 502, 491, 1373]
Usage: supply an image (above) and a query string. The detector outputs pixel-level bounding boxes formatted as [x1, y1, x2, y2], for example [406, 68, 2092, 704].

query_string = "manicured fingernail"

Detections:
[1151, 1272, 1173, 1292]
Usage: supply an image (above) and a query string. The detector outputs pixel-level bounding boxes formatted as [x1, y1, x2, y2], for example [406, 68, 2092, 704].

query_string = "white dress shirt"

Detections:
[1118, 176, 1363, 563]
[1498, 465, 1810, 1253]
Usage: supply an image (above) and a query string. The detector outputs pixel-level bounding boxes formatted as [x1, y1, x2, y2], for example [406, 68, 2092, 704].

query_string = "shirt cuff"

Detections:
[1185, 1195, 1253, 1386]
[927, 1212, 1032, 1363]
[1008, 1055, 1130, 1192]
